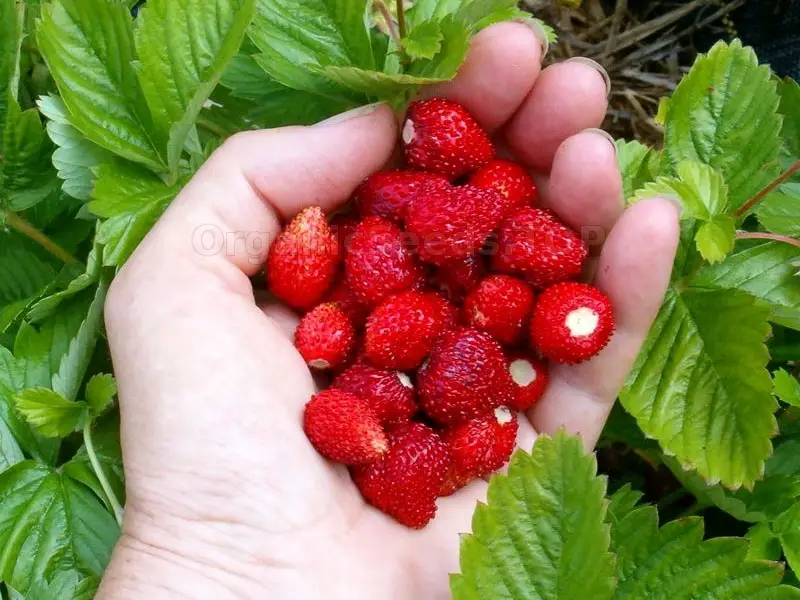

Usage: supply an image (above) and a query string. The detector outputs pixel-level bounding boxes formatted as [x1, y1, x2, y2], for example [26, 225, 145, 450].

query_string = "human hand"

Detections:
[97, 22, 680, 600]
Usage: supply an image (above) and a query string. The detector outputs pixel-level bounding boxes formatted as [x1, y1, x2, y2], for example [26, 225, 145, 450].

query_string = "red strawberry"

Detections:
[365, 290, 454, 370]
[531, 282, 615, 364]
[345, 216, 423, 306]
[353, 170, 448, 223]
[429, 254, 486, 304]
[492, 207, 588, 288]
[417, 327, 514, 425]
[405, 183, 508, 266]
[303, 390, 388, 465]
[440, 406, 518, 495]
[506, 350, 549, 411]
[294, 303, 356, 370]
[331, 362, 417, 426]
[402, 98, 494, 179]
[462, 275, 535, 345]
[351, 422, 451, 528]
[469, 159, 538, 212]
[329, 213, 360, 257]
[267, 206, 339, 310]
[322, 279, 370, 329]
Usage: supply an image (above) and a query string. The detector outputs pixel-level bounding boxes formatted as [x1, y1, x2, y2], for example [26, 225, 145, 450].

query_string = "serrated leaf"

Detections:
[37, 0, 166, 170]
[249, 0, 373, 100]
[133, 0, 256, 175]
[451, 431, 616, 600]
[778, 78, 800, 157]
[695, 217, 735, 263]
[757, 191, 800, 236]
[14, 387, 90, 438]
[0, 0, 24, 151]
[9, 572, 100, 600]
[90, 161, 186, 266]
[407, 17, 469, 81]
[617, 139, 662, 201]
[402, 20, 443, 60]
[607, 484, 645, 526]
[746, 523, 783, 562]
[37, 94, 112, 201]
[611, 507, 798, 598]
[632, 161, 728, 220]
[663, 40, 782, 211]
[321, 66, 449, 101]
[0, 461, 119, 595]
[85, 373, 116, 416]
[774, 369, 800, 407]
[0, 228, 58, 307]
[694, 242, 800, 331]
[621, 287, 776, 489]
[773, 504, 800, 575]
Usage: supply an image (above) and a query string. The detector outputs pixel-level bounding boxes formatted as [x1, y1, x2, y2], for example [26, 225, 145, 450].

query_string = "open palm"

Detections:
[97, 22, 679, 600]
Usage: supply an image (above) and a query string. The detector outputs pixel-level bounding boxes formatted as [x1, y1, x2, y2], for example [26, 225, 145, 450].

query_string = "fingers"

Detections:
[504, 59, 610, 172]
[425, 22, 544, 132]
[544, 130, 623, 237]
[527, 199, 680, 449]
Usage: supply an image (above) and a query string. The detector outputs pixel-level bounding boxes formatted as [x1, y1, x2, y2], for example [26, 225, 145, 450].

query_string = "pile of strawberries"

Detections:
[266, 97, 615, 529]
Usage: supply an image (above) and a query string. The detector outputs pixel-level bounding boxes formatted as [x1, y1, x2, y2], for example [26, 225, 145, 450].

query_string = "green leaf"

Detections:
[694, 242, 800, 331]
[90, 161, 186, 266]
[321, 66, 449, 101]
[746, 523, 783, 562]
[249, 0, 374, 99]
[133, 0, 256, 175]
[662, 40, 782, 211]
[402, 20, 444, 60]
[407, 17, 469, 80]
[0, 461, 119, 595]
[774, 369, 800, 407]
[451, 431, 616, 600]
[607, 484, 645, 526]
[757, 191, 800, 236]
[611, 507, 798, 598]
[37, 94, 112, 201]
[778, 78, 800, 158]
[0, 0, 24, 149]
[9, 572, 100, 600]
[37, 0, 165, 170]
[773, 504, 800, 575]
[0, 228, 58, 307]
[632, 161, 728, 220]
[617, 139, 662, 201]
[695, 217, 735, 263]
[85, 373, 116, 416]
[14, 387, 90, 438]
[621, 287, 776, 489]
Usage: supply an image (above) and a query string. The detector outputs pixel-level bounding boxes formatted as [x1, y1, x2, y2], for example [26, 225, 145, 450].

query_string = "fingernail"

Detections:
[516, 18, 550, 59]
[660, 195, 684, 217]
[565, 57, 611, 97]
[315, 103, 384, 127]
[583, 128, 618, 155]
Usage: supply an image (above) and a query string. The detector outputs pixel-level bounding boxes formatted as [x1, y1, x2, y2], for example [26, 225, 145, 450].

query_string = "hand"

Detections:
[97, 22, 680, 600]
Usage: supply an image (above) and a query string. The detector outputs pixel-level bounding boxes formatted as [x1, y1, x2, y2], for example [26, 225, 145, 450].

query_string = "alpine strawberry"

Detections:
[462, 275, 535, 345]
[492, 207, 588, 288]
[353, 170, 449, 223]
[303, 390, 388, 465]
[351, 422, 451, 528]
[294, 303, 356, 370]
[322, 279, 370, 330]
[417, 327, 514, 425]
[429, 254, 486, 304]
[530, 282, 615, 364]
[331, 362, 417, 426]
[506, 350, 549, 411]
[267, 206, 339, 310]
[468, 159, 537, 212]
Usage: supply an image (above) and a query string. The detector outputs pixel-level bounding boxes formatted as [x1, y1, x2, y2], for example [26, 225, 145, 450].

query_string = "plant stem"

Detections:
[2, 210, 79, 264]
[735, 231, 800, 248]
[196, 117, 227, 139]
[374, 0, 401, 44]
[83, 421, 124, 527]
[396, 0, 407, 39]
[735, 159, 800, 218]
[676, 500, 707, 519]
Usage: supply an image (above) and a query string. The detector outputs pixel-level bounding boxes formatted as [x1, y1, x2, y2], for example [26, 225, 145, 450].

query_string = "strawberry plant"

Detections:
[0, 0, 798, 598]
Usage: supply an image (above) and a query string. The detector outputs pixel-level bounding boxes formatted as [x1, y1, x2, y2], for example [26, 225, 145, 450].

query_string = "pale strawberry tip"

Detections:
[509, 359, 536, 386]
[565, 306, 600, 337]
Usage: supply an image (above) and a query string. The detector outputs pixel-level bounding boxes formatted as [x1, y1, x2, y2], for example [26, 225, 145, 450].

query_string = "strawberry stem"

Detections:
[2, 210, 79, 264]
[396, 0, 407, 39]
[83, 420, 124, 526]
[735, 231, 800, 248]
[374, 1, 401, 45]
[735, 159, 800, 218]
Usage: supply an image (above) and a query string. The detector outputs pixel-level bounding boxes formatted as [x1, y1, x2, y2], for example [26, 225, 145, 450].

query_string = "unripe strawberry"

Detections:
[531, 282, 615, 364]
[345, 216, 423, 307]
[405, 183, 508, 266]
[364, 290, 455, 370]
[294, 303, 356, 370]
[353, 170, 449, 223]
[303, 390, 388, 465]
[462, 275, 535, 345]
[429, 254, 486, 304]
[352, 422, 451, 529]
[267, 207, 339, 310]
[402, 98, 494, 179]
[468, 159, 537, 212]
[506, 350, 549, 411]
[331, 362, 417, 426]
[492, 207, 588, 288]
[417, 327, 514, 425]
[440, 406, 518, 495]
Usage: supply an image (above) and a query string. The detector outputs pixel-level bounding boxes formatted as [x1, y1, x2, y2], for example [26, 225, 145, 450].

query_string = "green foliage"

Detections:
[0, 0, 797, 596]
